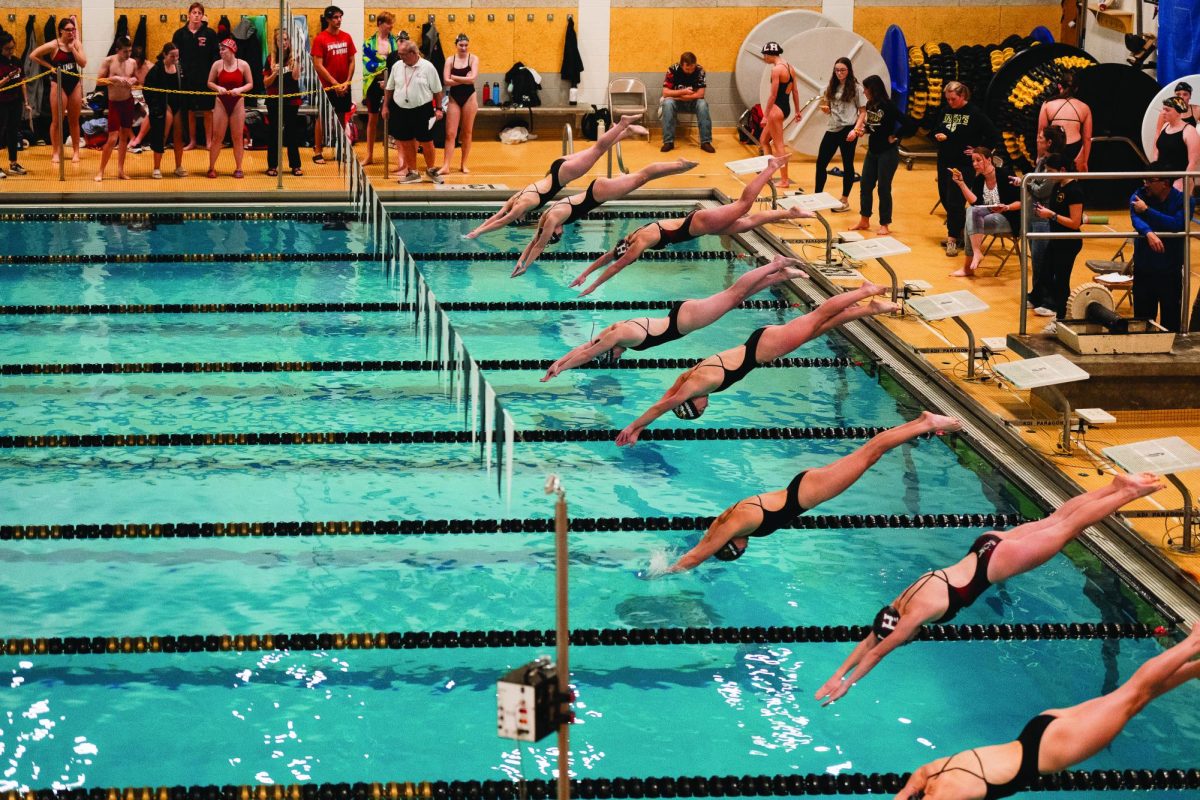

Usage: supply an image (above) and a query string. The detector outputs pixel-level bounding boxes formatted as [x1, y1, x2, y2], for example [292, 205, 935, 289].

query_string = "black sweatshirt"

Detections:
[172, 23, 219, 85]
[930, 101, 999, 162]
[864, 98, 917, 154]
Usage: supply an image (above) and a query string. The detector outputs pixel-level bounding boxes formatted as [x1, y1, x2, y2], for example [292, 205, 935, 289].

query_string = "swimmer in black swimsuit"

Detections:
[895, 623, 1200, 800]
[816, 472, 1165, 706]
[465, 115, 649, 238]
[512, 158, 700, 277]
[542, 255, 808, 380]
[615, 281, 899, 446]
[572, 155, 815, 296]
[660, 413, 962, 573]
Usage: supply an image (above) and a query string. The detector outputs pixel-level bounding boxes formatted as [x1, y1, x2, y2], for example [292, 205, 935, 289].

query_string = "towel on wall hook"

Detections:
[561, 16, 584, 86]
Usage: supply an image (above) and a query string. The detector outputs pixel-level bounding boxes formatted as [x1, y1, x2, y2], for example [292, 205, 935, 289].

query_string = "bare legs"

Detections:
[1037, 625, 1200, 773]
[363, 110, 381, 165]
[556, 114, 648, 185]
[986, 473, 1163, 583]
[689, 156, 788, 234]
[756, 281, 896, 360]
[49, 85, 83, 164]
[94, 126, 131, 181]
[761, 109, 789, 186]
[591, 158, 699, 202]
[676, 256, 807, 333]
[439, 95, 477, 174]
[796, 412, 962, 508]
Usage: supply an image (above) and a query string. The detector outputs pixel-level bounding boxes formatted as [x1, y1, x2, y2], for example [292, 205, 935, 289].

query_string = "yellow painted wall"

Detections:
[130, 9, 285, 59]
[363, 8, 573, 74]
[5, 8, 83, 35]
[609, 5, 1064, 71]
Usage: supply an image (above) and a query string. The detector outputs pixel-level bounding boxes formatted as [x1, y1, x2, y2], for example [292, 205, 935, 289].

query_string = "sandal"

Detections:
[206, 169, 218, 179]
[265, 168, 278, 177]
[312, 153, 326, 165]
[292, 167, 304, 176]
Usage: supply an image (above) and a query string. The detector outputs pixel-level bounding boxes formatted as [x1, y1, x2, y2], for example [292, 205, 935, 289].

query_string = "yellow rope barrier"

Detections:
[10, 65, 386, 101]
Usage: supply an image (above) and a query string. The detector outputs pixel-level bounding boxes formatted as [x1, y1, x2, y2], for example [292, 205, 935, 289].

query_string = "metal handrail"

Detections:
[562, 123, 574, 155]
[1017, 169, 1198, 336]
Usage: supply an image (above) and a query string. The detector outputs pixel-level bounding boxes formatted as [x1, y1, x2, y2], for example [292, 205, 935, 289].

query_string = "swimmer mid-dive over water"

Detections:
[893, 622, 1200, 800]
[613, 281, 899, 446]
[465, 115, 648, 238]
[815, 472, 1165, 706]
[570, 155, 815, 296]
[542, 255, 808, 380]
[511, 158, 700, 277]
[659, 413, 961, 572]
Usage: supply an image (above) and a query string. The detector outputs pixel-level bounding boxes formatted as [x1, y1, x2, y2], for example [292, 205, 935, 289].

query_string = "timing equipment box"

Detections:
[497, 658, 559, 742]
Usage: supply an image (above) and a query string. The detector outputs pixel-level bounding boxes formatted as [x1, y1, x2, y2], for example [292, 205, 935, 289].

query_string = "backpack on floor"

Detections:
[581, 105, 611, 141]
[739, 104, 763, 144]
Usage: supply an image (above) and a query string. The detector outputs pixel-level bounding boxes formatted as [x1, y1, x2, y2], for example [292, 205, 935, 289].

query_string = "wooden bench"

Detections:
[299, 103, 587, 136]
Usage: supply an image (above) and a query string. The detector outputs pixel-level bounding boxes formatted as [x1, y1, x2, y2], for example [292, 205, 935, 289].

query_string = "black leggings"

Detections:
[1031, 239, 1082, 317]
[859, 147, 899, 224]
[815, 125, 857, 197]
[0, 102, 20, 163]
[938, 155, 970, 242]
[267, 103, 303, 170]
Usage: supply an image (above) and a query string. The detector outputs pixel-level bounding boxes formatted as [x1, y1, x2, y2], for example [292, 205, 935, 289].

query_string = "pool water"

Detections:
[1, 209, 1196, 795]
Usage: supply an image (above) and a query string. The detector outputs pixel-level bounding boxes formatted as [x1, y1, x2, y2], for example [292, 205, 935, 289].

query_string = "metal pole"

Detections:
[950, 315, 976, 378]
[1019, 174, 1030, 335]
[548, 476, 570, 800]
[276, 0, 285, 191]
[1165, 474, 1194, 552]
[877, 257, 899, 304]
[1183, 174, 1192, 338]
[57, 68, 65, 183]
[813, 211, 833, 266]
[1047, 385, 1072, 453]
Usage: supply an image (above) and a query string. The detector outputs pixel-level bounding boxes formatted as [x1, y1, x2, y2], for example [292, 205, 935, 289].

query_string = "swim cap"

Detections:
[614, 239, 631, 259]
[1175, 81, 1193, 94]
[761, 41, 783, 56]
[219, 38, 237, 53]
[673, 398, 703, 420]
[713, 539, 746, 561]
[549, 230, 563, 245]
[595, 347, 619, 366]
[872, 605, 901, 640]
[1164, 96, 1188, 113]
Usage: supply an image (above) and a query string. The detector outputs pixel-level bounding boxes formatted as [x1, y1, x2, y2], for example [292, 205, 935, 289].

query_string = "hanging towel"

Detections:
[216, 15, 232, 39]
[420, 21, 444, 75]
[560, 17, 583, 86]
[132, 15, 147, 55]
[22, 15, 46, 119]
[1157, 0, 1200, 86]
[233, 17, 265, 95]
[108, 15, 129, 55]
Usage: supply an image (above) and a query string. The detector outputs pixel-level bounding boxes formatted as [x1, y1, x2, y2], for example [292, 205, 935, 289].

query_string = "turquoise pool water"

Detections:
[0, 209, 1196, 795]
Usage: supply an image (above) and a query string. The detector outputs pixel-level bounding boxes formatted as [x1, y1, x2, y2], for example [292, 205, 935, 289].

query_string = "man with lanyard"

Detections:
[172, 2, 219, 150]
[310, 4, 356, 165]
[381, 40, 443, 184]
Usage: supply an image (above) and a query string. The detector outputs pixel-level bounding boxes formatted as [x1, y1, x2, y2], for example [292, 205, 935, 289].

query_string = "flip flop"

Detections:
[312, 154, 327, 165]
[266, 168, 278, 177]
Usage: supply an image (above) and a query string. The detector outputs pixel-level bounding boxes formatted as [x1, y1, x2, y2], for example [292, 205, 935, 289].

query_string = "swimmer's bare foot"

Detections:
[183, 143, 196, 151]
[777, 267, 809, 282]
[617, 124, 650, 140]
[848, 217, 871, 231]
[118, 173, 129, 180]
[876, 225, 891, 236]
[776, 179, 792, 189]
[51, 152, 61, 165]
[675, 158, 700, 173]
[786, 206, 815, 219]
[1114, 471, 1164, 498]
[93, 174, 102, 182]
[767, 155, 789, 171]
[460, 165, 471, 174]
[918, 410, 962, 435]
[361, 158, 374, 166]
[866, 300, 902, 316]
[860, 281, 889, 296]
[949, 265, 976, 277]
[71, 151, 81, 163]
[436, 166, 450, 175]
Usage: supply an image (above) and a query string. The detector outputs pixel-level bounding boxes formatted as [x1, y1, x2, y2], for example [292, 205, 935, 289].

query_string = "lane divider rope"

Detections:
[0, 250, 734, 266]
[0, 299, 793, 317]
[0, 356, 857, 377]
[0, 512, 1027, 541]
[0, 622, 1166, 657]
[3, 770, 1199, 800]
[0, 209, 666, 224]
[0, 426, 894, 450]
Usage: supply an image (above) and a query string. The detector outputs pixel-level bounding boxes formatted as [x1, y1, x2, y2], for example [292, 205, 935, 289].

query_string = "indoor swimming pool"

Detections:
[1, 207, 1197, 796]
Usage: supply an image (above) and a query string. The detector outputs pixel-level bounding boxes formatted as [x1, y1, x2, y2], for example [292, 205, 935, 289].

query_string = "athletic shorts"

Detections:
[388, 103, 434, 142]
[107, 97, 136, 130]
[325, 87, 353, 116]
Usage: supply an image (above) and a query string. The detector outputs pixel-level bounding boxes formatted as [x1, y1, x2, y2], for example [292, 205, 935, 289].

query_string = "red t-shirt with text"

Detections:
[311, 30, 356, 86]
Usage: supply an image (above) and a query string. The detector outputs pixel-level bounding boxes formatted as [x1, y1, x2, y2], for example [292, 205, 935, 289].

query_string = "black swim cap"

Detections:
[673, 398, 703, 420]
[595, 347, 619, 366]
[713, 540, 746, 561]
[549, 230, 563, 245]
[761, 41, 783, 56]
[873, 605, 901, 640]
[614, 239, 631, 259]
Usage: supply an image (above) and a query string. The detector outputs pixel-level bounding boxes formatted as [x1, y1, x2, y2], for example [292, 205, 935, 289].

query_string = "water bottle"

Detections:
[482, 82, 491, 106]
[492, 81, 501, 105]
[568, 86, 578, 106]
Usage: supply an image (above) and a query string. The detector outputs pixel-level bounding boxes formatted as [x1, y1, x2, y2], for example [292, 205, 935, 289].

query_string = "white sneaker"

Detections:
[174, 168, 188, 178]
[1032, 306, 1056, 317]
[399, 170, 422, 184]
[152, 169, 163, 179]
[0, 169, 6, 179]
[1042, 321, 1058, 334]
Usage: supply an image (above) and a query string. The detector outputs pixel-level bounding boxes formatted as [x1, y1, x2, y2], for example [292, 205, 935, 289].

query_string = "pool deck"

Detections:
[6, 134, 1200, 586]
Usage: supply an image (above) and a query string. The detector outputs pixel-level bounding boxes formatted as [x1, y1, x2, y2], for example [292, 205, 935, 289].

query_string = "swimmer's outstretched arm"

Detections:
[572, 242, 650, 297]
[513, 210, 563, 277]
[615, 371, 700, 447]
[815, 616, 919, 706]
[467, 193, 535, 238]
[665, 504, 756, 573]
[542, 325, 630, 381]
